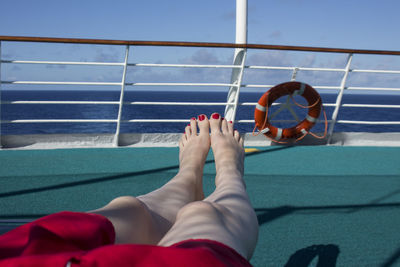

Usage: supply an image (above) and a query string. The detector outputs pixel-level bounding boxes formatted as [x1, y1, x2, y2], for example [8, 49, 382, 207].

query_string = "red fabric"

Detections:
[0, 211, 252, 267]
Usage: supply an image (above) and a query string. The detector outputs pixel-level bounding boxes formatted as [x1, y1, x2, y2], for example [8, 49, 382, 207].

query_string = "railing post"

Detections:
[327, 53, 353, 144]
[224, 0, 247, 123]
[113, 45, 130, 147]
[291, 67, 299, 81]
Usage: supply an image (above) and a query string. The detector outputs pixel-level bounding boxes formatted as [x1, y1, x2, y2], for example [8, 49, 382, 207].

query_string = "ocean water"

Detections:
[1, 90, 400, 135]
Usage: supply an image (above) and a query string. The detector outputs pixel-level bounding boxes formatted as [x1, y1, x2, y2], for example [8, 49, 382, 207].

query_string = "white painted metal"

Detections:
[2, 101, 118, 105]
[291, 67, 299, 81]
[224, 50, 246, 123]
[246, 66, 345, 72]
[347, 86, 400, 91]
[224, 0, 248, 123]
[129, 63, 241, 69]
[342, 104, 400, 108]
[125, 82, 234, 87]
[114, 45, 130, 146]
[0, 60, 124, 66]
[124, 101, 228, 106]
[3, 81, 121, 86]
[327, 53, 353, 144]
[337, 120, 400, 125]
[3, 119, 117, 123]
[235, 0, 248, 45]
[122, 119, 191, 123]
[352, 69, 400, 74]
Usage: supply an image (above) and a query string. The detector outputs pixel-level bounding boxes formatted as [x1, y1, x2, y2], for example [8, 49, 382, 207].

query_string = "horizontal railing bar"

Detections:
[121, 119, 189, 123]
[337, 120, 400, 125]
[0, 118, 333, 124]
[1, 81, 121, 86]
[5, 118, 396, 125]
[241, 84, 275, 88]
[2, 83, 398, 91]
[245, 66, 346, 72]
[121, 119, 330, 123]
[347, 86, 400, 91]
[1, 119, 117, 123]
[5, 59, 400, 74]
[8, 101, 398, 109]
[242, 84, 342, 90]
[1, 101, 229, 106]
[124, 101, 229, 106]
[313, 86, 342, 90]
[2, 36, 400, 55]
[125, 82, 234, 87]
[351, 69, 400, 74]
[130, 63, 240, 69]
[1, 60, 124, 66]
[239, 102, 338, 107]
[342, 104, 400, 108]
[240, 102, 400, 108]
[236, 119, 332, 123]
[1, 101, 119, 105]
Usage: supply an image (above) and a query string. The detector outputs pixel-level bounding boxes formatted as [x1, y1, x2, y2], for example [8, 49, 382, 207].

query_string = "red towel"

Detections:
[0, 211, 252, 266]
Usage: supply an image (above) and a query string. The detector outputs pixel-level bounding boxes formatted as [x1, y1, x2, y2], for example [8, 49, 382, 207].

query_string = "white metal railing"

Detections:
[1, 37, 400, 147]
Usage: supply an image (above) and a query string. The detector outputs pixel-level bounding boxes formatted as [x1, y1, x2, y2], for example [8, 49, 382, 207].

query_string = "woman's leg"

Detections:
[158, 113, 259, 260]
[90, 115, 211, 245]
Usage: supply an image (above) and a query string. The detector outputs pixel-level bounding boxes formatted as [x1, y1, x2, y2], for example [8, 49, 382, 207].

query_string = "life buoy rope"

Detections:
[253, 81, 327, 143]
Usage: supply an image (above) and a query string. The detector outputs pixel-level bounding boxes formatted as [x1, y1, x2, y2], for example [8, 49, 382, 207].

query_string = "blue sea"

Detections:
[1, 90, 400, 135]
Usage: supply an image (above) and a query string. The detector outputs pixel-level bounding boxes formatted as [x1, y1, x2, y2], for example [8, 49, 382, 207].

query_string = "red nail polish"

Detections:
[191, 117, 196, 120]
[198, 115, 205, 121]
[212, 113, 220, 119]
[229, 121, 233, 124]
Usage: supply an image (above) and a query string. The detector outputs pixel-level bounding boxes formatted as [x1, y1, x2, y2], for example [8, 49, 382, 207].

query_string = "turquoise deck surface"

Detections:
[1, 146, 400, 266]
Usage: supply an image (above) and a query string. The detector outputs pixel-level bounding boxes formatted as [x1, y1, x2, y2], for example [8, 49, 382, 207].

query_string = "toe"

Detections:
[185, 125, 192, 137]
[210, 112, 222, 134]
[234, 130, 241, 141]
[190, 117, 198, 135]
[239, 137, 244, 147]
[197, 114, 209, 135]
[221, 118, 230, 134]
[179, 135, 185, 148]
[227, 120, 234, 134]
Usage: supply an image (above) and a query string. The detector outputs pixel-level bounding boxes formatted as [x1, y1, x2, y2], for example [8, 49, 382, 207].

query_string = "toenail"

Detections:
[191, 117, 196, 120]
[212, 113, 220, 119]
[198, 114, 205, 121]
[229, 121, 233, 124]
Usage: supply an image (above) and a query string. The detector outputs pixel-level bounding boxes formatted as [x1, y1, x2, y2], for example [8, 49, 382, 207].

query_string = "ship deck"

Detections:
[1, 145, 399, 266]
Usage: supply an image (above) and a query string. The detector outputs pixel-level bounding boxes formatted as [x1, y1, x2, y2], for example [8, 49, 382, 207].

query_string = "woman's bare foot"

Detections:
[177, 114, 211, 200]
[209, 113, 245, 187]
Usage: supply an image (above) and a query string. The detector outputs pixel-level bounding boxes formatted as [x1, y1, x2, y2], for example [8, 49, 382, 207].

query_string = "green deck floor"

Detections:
[1, 146, 400, 266]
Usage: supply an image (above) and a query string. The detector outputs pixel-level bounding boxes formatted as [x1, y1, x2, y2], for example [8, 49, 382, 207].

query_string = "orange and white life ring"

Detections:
[254, 81, 323, 141]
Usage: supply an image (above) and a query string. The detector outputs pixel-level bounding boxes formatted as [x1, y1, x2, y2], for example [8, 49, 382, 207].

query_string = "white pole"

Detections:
[224, 0, 248, 123]
[114, 45, 130, 147]
[327, 53, 353, 144]
[235, 0, 248, 45]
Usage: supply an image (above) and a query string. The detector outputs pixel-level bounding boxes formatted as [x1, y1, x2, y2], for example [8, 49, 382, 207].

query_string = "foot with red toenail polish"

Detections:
[212, 113, 220, 120]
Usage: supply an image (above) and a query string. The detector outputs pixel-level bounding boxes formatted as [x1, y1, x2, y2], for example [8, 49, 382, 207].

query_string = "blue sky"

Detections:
[1, 0, 400, 93]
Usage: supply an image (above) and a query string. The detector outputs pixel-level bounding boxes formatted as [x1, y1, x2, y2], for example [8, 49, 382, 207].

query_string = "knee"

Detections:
[107, 196, 149, 215]
[176, 201, 224, 220]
